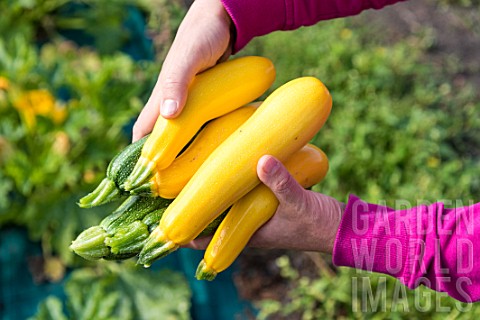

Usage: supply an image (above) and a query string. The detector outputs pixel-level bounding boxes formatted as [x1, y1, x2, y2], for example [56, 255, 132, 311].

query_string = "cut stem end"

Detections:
[195, 260, 217, 281]
[137, 235, 179, 267]
[78, 178, 121, 208]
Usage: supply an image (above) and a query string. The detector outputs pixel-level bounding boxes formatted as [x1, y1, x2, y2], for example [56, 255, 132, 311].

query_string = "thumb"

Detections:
[130, 59, 194, 141]
[157, 59, 195, 119]
[257, 155, 306, 205]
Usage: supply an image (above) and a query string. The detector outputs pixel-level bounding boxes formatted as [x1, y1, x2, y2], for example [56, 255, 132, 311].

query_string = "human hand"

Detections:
[189, 155, 345, 254]
[132, 0, 233, 142]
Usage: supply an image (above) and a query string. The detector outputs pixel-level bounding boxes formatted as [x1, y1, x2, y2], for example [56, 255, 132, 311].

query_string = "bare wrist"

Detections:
[309, 194, 345, 254]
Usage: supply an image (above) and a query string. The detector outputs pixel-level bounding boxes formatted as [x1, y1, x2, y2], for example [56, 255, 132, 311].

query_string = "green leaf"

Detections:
[29, 296, 68, 320]
[33, 262, 191, 320]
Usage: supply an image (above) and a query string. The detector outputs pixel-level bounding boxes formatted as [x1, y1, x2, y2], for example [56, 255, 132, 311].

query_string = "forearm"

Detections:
[333, 194, 480, 303]
[221, 0, 407, 52]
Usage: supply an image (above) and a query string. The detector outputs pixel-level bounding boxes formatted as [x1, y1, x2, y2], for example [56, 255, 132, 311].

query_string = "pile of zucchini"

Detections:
[71, 56, 332, 281]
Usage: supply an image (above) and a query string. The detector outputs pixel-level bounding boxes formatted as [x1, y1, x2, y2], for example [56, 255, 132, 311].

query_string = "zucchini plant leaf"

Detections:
[30, 262, 192, 320]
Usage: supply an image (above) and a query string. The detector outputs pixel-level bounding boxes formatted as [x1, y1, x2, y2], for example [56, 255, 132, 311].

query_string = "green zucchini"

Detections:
[78, 135, 149, 208]
[72, 195, 168, 260]
[71, 195, 223, 261]
[105, 221, 150, 255]
[100, 195, 171, 234]
[70, 226, 110, 261]
[142, 209, 165, 233]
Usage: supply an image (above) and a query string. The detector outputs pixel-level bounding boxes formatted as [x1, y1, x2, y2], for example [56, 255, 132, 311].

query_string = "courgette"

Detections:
[196, 144, 329, 280]
[100, 195, 171, 234]
[138, 77, 332, 267]
[70, 226, 111, 261]
[78, 135, 149, 208]
[105, 221, 150, 256]
[123, 56, 275, 191]
[130, 105, 257, 198]
[71, 195, 223, 261]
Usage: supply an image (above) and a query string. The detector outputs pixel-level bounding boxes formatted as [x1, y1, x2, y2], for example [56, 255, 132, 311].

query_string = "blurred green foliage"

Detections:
[439, 0, 480, 7]
[0, 0, 192, 318]
[0, 28, 156, 265]
[30, 261, 191, 320]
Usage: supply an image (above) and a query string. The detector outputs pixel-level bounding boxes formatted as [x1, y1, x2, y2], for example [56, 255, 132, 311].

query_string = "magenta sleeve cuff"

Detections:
[220, 0, 287, 53]
[332, 194, 411, 278]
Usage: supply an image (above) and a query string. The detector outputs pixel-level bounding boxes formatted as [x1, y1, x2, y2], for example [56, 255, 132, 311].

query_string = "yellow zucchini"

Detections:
[196, 144, 329, 280]
[123, 56, 275, 191]
[130, 105, 258, 198]
[138, 77, 332, 267]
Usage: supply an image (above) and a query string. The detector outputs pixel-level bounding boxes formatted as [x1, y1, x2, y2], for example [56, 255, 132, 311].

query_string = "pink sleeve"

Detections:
[220, 0, 407, 52]
[333, 194, 480, 303]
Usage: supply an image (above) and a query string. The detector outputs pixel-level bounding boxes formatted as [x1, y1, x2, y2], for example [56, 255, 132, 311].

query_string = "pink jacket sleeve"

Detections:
[333, 194, 480, 303]
[220, 0, 407, 52]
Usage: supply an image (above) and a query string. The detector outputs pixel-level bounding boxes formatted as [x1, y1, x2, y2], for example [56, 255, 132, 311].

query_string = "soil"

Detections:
[233, 0, 480, 310]
[234, 249, 335, 301]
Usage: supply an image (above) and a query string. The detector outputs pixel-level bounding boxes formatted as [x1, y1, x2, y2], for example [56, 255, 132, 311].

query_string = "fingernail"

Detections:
[262, 156, 280, 175]
[161, 99, 178, 117]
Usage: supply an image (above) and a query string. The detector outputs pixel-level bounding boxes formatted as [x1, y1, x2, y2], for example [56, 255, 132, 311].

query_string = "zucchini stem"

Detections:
[195, 259, 217, 281]
[78, 178, 121, 208]
[137, 233, 179, 267]
[129, 181, 155, 196]
[105, 221, 149, 255]
[122, 157, 155, 191]
[69, 226, 109, 260]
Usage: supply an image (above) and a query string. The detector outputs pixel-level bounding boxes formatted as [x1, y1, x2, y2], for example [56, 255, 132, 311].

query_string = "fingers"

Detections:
[257, 155, 307, 206]
[131, 0, 232, 142]
[131, 49, 199, 142]
[158, 74, 190, 119]
[253, 154, 345, 253]
[155, 58, 195, 119]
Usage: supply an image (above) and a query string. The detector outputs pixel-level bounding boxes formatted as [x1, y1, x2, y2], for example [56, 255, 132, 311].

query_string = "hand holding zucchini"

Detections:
[123, 56, 276, 191]
[196, 144, 329, 280]
[138, 77, 332, 267]
[73, 56, 334, 281]
[130, 105, 258, 198]
[79, 103, 258, 209]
